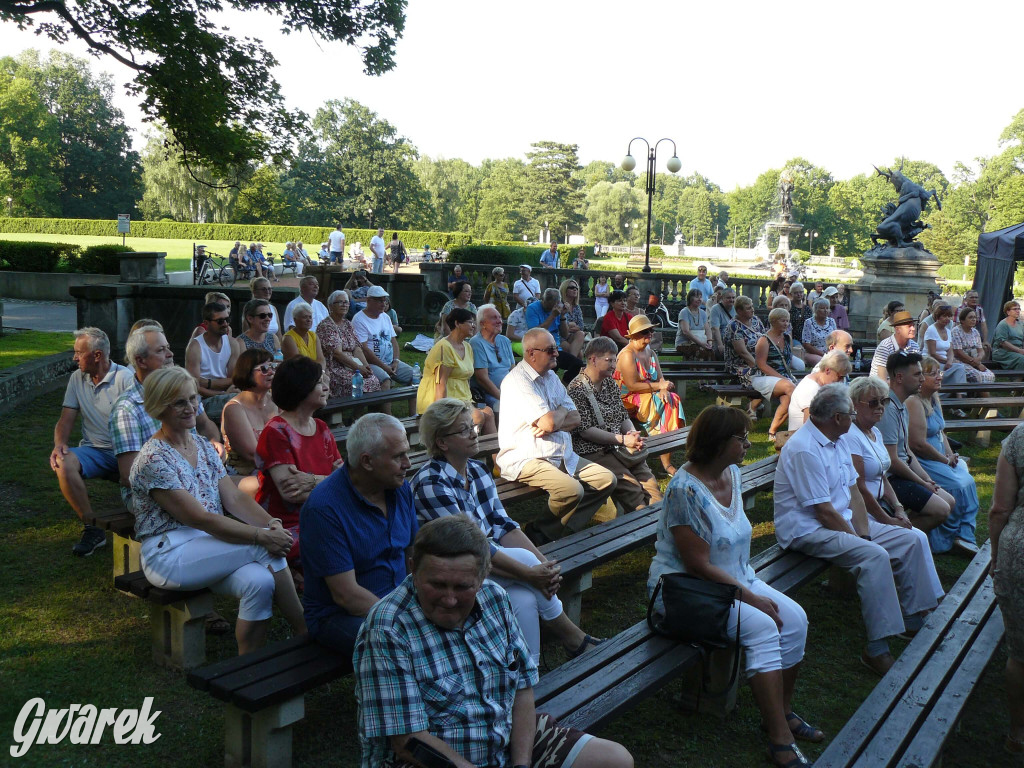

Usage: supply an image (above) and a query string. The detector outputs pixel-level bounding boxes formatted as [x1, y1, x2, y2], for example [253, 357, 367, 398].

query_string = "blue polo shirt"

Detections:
[468, 333, 515, 388]
[300, 464, 419, 636]
[526, 301, 563, 350]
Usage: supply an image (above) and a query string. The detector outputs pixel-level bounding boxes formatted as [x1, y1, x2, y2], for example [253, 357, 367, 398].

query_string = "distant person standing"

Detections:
[688, 264, 714, 305]
[327, 224, 345, 265]
[369, 227, 387, 274]
[540, 242, 559, 269]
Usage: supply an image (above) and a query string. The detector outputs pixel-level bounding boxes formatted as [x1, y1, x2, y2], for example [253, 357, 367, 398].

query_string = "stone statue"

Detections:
[870, 160, 942, 249]
[778, 174, 794, 220]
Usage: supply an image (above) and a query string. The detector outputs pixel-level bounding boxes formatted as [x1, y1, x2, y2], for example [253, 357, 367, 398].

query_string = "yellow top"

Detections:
[416, 338, 475, 413]
[285, 328, 318, 360]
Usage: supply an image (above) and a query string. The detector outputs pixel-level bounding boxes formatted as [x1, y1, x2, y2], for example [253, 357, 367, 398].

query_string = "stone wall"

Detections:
[0, 271, 114, 302]
[0, 351, 75, 415]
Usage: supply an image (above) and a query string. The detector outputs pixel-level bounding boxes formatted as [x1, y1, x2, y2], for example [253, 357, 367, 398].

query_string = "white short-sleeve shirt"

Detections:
[787, 375, 821, 431]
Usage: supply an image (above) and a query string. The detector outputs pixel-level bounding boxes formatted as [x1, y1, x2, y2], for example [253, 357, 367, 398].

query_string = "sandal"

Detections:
[567, 634, 605, 659]
[768, 432, 777, 443]
[767, 741, 811, 767]
[205, 611, 231, 635]
[746, 408, 759, 420]
[786, 712, 825, 743]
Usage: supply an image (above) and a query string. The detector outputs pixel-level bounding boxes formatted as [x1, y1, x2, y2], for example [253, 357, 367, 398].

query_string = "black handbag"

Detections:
[647, 572, 742, 696]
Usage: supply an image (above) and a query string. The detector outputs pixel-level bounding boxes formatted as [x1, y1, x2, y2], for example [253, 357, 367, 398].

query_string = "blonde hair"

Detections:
[559, 278, 580, 305]
[143, 366, 196, 420]
[919, 355, 942, 377]
[768, 307, 789, 325]
[419, 398, 472, 459]
[734, 295, 754, 312]
[205, 291, 230, 306]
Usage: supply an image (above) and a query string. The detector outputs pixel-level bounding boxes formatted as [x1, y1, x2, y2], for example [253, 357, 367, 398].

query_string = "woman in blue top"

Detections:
[649, 406, 818, 767]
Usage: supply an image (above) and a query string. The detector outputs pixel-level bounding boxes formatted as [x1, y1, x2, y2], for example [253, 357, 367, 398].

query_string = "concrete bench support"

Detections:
[224, 696, 305, 768]
[152, 592, 213, 669]
[112, 532, 142, 578]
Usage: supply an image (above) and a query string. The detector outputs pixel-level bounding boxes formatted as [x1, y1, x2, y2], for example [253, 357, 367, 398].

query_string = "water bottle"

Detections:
[854, 349, 862, 371]
[412, 363, 421, 385]
[273, 348, 283, 364]
[352, 369, 364, 398]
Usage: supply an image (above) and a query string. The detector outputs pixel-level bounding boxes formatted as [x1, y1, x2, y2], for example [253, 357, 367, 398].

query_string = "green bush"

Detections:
[0, 240, 81, 272]
[938, 264, 976, 281]
[74, 244, 136, 274]
[447, 243, 598, 267]
[0, 217, 472, 250]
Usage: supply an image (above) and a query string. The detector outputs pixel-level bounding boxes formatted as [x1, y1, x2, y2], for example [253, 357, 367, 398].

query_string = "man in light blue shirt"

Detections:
[540, 242, 559, 269]
[526, 289, 583, 383]
[469, 305, 515, 409]
[687, 264, 714, 305]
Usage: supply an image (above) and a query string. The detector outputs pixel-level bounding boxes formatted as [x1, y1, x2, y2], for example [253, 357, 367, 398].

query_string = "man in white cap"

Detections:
[512, 264, 541, 308]
[353, 285, 414, 389]
[824, 286, 850, 330]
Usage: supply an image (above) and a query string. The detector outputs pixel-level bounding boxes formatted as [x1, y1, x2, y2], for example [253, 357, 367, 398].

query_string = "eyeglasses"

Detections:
[255, 286, 272, 293]
[170, 395, 199, 413]
[441, 423, 482, 439]
[212, 316, 231, 325]
[732, 433, 750, 444]
[253, 312, 274, 320]
[860, 397, 890, 409]
[529, 346, 559, 356]
[255, 363, 277, 374]
[836, 410, 857, 418]
[567, 286, 578, 291]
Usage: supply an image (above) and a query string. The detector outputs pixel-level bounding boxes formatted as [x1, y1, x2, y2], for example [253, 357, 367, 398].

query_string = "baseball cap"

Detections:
[366, 286, 389, 299]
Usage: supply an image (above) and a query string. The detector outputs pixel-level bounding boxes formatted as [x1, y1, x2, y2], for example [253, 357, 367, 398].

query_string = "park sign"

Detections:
[117, 214, 130, 246]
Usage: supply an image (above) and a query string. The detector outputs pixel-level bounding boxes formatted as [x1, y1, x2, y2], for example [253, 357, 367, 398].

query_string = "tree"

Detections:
[725, 170, 779, 251]
[6, 50, 142, 218]
[0, 0, 406, 174]
[582, 181, 641, 245]
[284, 99, 427, 228]
[413, 156, 481, 232]
[139, 126, 238, 222]
[234, 165, 289, 225]
[576, 160, 635, 192]
[474, 158, 530, 241]
[523, 141, 585, 239]
[0, 65, 59, 215]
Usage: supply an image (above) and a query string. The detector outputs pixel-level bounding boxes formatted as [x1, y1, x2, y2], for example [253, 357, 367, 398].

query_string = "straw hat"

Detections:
[627, 315, 656, 336]
[891, 310, 915, 326]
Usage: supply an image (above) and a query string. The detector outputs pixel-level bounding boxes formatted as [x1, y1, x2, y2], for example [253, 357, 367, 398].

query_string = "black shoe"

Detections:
[524, 521, 554, 546]
[72, 526, 106, 557]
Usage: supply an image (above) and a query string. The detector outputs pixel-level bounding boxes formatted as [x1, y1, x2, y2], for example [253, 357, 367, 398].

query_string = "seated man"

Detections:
[184, 301, 239, 425]
[354, 515, 634, 768]
[318, 242, 330, 264]
[353, 286, 414, 395]
[284, 275, 328, 331]
[870, 310, 919, 381]
[525, 288, 584, 384]
[788, 350, 851, 431]
[301, 413, 419, 656]
[469, 304, 515, 410]
[51, 327, 134, 556]
[824, 286, 850, 330]
[774, 383, 943, 676]
[709, 288, 737, 358]
[497, 329, 616, 544]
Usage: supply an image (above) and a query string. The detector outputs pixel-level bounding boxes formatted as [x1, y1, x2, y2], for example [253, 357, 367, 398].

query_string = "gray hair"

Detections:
[327, 289, 350, 306]
[584, 336, 618, 359]
[419, 398, 471, 459]
[542, 287, 561, 305]
[813, 298, 830, 311]
[771, 296, 791, 310]
[808, 382, 852, 421]
[347, 412, 406, 463]
[74, 327, 110, 357]
[291, 301, 313, 318]
[819, 350, 852, 377]
[849, 375, 888, 402]
[125, 325, 164, 366]
[789, 282, 805, 294]
[476, 303, 499, 323]
[412, 516, 491, 581]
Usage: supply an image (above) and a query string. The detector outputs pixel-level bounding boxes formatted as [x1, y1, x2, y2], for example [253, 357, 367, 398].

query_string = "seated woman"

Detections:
[568, 336, 662, 511]
[256, 356, 342, 573]
[317, 290, 382, 398]
[411, 398, 603, 662]
[505, 304, 528, 357]
[600, 290, 632, 349]
[281, 302, 326, 366]
[801, 299, 836, 368]
[221, 349, 281, 496]
[417, 307, 496, 435]
[840, 376, 945, 620]
[559, 278, 586, 359]
[648, 405, 818, 768]
[436, 280, 477, 338]
[242, 243, 264, 279]
[248, 277, 282, 338]
[993, 300, 1024, 371]
[616, 315, 685, 476]
[951, 306, 995, 384]
[239, 299, 283, 358]
[906, 357, 981, 555]
[130, 366, 305, 654]
[675, 288, 714, 360]
[754, 308, 798, 442]
[724, 295, 767, 419]
[923, 303, 968, 388]
[382, 297, 403, 336]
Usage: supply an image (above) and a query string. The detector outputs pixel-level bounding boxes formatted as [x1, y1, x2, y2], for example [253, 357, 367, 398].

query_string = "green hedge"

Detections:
[0, 240, 81, 272]
[447, 244, 590, 267]
[938, 264, 976, 282]
[0, 217, 472, 250]
[75, 244, 136, 274]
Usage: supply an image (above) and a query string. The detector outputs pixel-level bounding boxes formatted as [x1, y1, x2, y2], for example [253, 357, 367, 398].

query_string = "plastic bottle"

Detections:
[412, 363, 421, 385]
[352, 369, 364, 398]
[854, 349, 862, 371]
[273, 348, 283, 364]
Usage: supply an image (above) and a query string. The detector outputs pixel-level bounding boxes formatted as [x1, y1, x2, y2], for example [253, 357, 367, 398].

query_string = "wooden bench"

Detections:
[814, 542, 1003, 768]
[533, 542, 830, 730]
[331, 414, 419, 447]
[315, 385, 418, 427]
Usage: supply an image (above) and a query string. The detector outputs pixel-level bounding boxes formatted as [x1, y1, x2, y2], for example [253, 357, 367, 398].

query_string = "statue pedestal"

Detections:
[766, 220, 802, 258]
[851, 246, 941, 338]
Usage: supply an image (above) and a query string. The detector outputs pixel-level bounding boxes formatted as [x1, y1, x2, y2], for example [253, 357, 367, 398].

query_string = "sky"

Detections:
[1, 0, 1021, 190]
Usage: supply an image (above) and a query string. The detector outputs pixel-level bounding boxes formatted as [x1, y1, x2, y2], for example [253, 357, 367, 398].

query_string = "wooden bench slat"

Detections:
[230, 654, 353, 713]
[187, 635, 315, 691]
[207, 642, 342, 703]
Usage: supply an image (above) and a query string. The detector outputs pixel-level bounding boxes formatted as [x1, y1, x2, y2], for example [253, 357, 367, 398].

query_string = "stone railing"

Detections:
[419, 262, 778, 316]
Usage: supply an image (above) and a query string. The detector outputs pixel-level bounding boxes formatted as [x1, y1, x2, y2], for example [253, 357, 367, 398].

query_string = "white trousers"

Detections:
[732, 580, 808, 675]
[141, 527, 287, 621]
[789, 519, 944, 641]
[491, 545, 564, 663]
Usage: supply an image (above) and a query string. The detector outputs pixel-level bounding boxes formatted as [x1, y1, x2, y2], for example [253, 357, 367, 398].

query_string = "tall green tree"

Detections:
[139, 127, 238, 222]
[724, 170, 779, 251]
[474, 158, 530, 241]
[0, 0, 406, 174]
[7, 50, 142, 218]
[582, 181, 641, 245]
[413, 156, 481, 232]
[523, 141, 585, 239]
[234, 165, 290, 225]
[284, 99, 428, 228]
[0, 65, 59, 216]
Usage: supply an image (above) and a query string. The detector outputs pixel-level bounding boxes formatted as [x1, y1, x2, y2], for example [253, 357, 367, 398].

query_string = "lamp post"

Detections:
[367, 208, 374, 228]
[624, 222, 631, 251]
[804, 230, 818, 256]
[5, 196, 11, 217]
[621, 137, 681, 272]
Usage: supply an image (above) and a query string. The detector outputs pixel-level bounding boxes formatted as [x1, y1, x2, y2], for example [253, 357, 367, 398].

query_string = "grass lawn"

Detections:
[0, 329, 73, 369]
[0, 349, 1012, 766]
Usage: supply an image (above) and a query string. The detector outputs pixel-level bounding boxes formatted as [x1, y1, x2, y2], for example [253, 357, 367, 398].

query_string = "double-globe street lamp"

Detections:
[621, 137, 681, 273]
[804, 229, 818, 257]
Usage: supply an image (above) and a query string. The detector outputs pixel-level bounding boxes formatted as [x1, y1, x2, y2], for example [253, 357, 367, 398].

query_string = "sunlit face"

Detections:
[922, 367, 943, 391]
[294, 309, 313, 332]
[362, 426, 412, 490]
[330, 295, 350, 316]
[251, 360, 276, 389]
[253, 281, 272, 298]
[935, 310, 953, 328]
[480, 308, 502, 336]
[142, 332, 174, 371]
[962, 311, 977, 329]
[437, 410, 479, 460]
[162, 383, 199, 429]
[301, 371, 330, 409]
[895, 322, 916, 342]
[965, 292, 979, 308]
[414, 554, 484, 631]
[590, 350, 617, 379]
[459, 283, 473, 302]
[626, 289, 640, 306]
[73, 337, 102, 375]
[300, 280, 319, 301]
[855, 393, 889, 428]
[772, 316, 790, 333]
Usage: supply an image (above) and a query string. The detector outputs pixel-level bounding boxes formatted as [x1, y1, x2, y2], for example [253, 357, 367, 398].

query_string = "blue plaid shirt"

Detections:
[354, 576, 538, 768]
[410, 458, 519, 554]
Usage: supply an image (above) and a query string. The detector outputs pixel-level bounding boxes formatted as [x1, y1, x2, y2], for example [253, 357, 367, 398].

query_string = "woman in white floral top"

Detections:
[951, 306, 995, 384]
[130, 366, 305, 654]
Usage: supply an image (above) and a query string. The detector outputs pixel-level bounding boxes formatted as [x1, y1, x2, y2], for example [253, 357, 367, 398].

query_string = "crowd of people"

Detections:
[47, 262, 1024, 767]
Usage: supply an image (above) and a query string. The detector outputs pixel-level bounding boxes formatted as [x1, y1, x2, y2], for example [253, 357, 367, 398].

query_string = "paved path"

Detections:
[1, 299, 77, 333]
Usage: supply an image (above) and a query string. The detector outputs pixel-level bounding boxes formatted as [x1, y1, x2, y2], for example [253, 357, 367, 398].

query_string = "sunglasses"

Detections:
[530, 346, 559, 356]
[255, 363, 277, 374]
[861, 397, 890, 408]
[253, 312, 274, 320]
[212, 316, 231, 325]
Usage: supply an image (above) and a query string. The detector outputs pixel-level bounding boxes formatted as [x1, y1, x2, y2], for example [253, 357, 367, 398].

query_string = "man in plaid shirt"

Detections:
[353, 516, 633, 768]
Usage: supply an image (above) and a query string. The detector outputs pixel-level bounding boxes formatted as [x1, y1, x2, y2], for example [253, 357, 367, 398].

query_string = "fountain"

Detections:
[763, 170, 803, 277]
